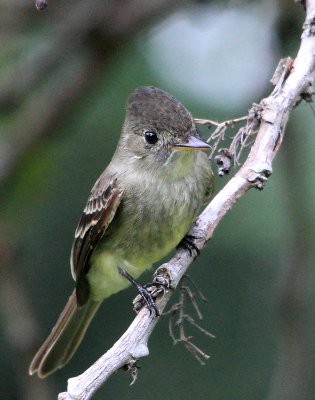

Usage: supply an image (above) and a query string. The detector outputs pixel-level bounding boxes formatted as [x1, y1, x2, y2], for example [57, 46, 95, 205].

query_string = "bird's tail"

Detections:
[29, 290, 101, 378]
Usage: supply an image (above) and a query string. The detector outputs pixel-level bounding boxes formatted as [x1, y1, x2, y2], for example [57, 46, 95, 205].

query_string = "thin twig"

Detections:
[163, 277, 215, 364]
[195, 115, 248, 161]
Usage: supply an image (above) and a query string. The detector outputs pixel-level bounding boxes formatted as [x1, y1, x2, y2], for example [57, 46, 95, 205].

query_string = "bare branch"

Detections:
[195, 106, 262, 174]
[59, 1, 315, 398]
[195, 115, 248, 161]
[163, 277, 215, 364]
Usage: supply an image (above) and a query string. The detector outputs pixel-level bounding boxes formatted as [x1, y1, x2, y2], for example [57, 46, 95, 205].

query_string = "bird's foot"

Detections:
[177, 234, 200, 257]
[118, 267, 162, 316]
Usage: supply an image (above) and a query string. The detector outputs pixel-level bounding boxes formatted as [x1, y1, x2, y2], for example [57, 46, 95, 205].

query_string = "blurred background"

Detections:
[1, 0, 315, 399]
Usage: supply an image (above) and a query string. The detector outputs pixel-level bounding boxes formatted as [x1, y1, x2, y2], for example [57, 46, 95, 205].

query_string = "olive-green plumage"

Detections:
[29, 86, 214, 378]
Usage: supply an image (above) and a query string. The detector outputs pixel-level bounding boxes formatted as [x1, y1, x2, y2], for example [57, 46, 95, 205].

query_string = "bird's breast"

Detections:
[105, 163, 207, 266]
[88, 152, 213, 301]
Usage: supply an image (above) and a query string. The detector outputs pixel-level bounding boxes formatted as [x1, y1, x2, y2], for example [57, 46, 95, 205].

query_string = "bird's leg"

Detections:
[177, 234, 200, 257]
[118, 267, 160, 316]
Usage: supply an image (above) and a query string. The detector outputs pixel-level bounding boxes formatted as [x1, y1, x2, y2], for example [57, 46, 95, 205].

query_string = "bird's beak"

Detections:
[174, 135, 211, 151]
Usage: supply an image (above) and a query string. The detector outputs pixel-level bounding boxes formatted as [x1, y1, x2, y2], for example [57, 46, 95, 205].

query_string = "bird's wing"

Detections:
[70, 173, 123, 306]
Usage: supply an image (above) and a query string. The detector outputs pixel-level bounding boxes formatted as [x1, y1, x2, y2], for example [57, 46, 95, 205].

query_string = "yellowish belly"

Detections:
[87, 219, 188, 302]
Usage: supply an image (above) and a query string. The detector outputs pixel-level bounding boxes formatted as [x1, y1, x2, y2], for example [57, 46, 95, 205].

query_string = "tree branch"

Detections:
[59, 1, 315, 399]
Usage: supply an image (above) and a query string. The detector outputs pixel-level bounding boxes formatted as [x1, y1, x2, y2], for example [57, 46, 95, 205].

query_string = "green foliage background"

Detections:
[1, 1, 314, 399]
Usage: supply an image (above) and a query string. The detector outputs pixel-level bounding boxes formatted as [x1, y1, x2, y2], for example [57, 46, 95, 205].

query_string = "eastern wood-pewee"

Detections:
[29, 86, 214, 378]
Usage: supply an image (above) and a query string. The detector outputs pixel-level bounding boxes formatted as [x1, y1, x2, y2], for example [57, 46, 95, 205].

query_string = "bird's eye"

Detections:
[144, 131, 158, 144]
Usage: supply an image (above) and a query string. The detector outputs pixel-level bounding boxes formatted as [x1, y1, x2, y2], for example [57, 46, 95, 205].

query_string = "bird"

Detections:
[29, 86, 214, 378]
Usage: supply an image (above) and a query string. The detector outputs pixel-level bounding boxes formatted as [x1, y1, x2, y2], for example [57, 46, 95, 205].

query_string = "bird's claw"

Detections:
[118, 267, 160, 316]
[177, 234, 200, 257]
